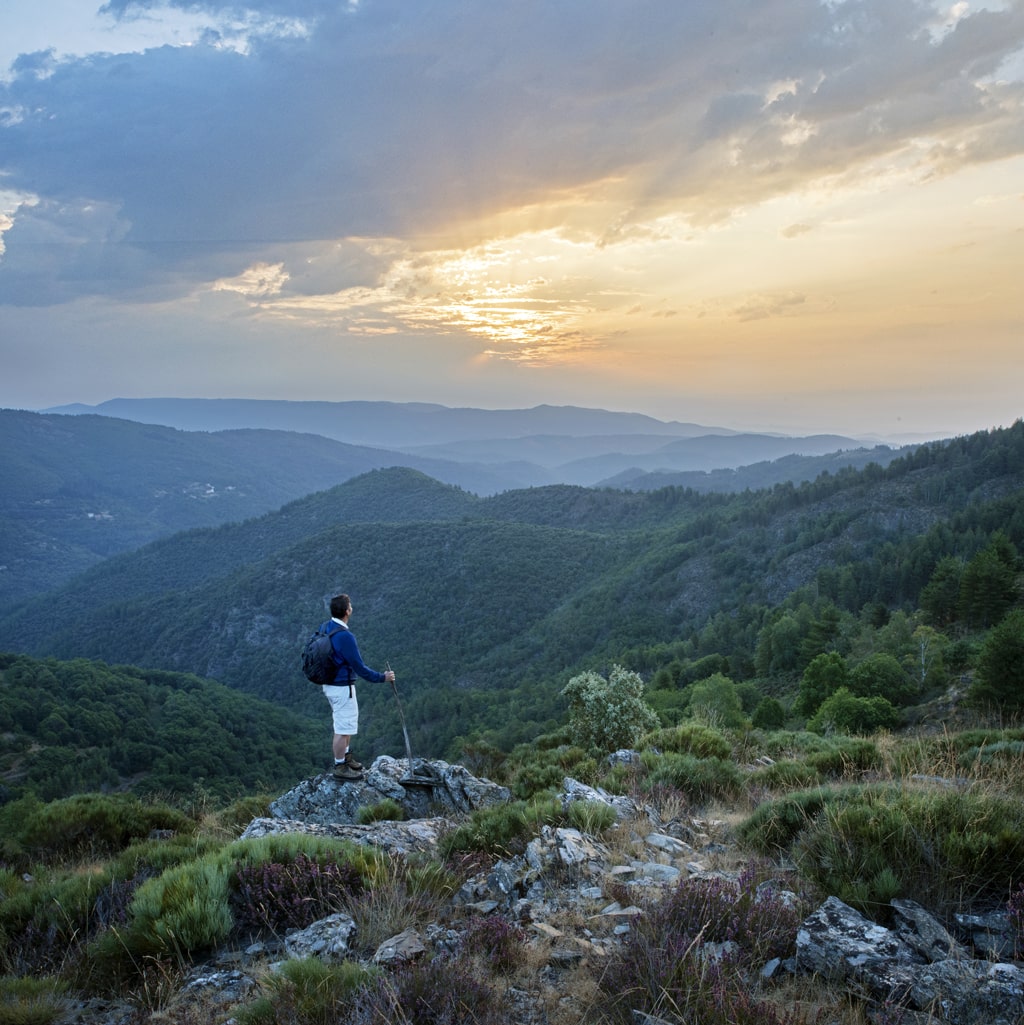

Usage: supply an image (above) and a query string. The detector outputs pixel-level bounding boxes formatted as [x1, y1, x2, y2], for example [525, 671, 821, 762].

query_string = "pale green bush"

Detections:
[561, 665, 660, 753]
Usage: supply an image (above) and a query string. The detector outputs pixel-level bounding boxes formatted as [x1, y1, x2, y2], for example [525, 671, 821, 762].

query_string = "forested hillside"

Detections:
[0, 409, 516, 603]
[0, 652, 323, 801]
[1, 422, 1022, 766]
[3, 406, 907, 607]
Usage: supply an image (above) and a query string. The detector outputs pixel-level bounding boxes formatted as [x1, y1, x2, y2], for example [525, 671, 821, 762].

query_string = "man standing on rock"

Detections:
[322, 593, 395, 781]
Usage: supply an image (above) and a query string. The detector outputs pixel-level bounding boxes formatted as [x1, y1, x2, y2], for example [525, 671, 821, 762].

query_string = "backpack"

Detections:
[301, 623, 342, 685]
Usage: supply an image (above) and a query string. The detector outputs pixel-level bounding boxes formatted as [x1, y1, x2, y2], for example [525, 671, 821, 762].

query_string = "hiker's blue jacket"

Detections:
[324, 619, 386, 685]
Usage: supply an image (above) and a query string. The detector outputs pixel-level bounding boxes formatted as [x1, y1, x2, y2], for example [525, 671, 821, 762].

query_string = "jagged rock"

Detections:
[891, 898, 968, 962]
[266, 756, 509, 826]
[181, 968, 258, 1003]
[560, 776, 646, 821]
[239, 815, 449, 857]
[525, 826, 610, 879]
[643, 832, 693, 858]
[796, 896, 923, 982]
[903, 959, 1024, 1025]
[629, 861, 681, 885]
[796, 897, 1024, 1023]
[954, 908, 1019, 960]
[608, 749, 641, 766]
[374, 927, 426, 965]
[283, 912, 357, 961]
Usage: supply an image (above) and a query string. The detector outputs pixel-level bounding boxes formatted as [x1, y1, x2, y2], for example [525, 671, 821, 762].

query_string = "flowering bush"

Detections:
[462, 914, 529, 974]
[231, 852, 363, 934]
[600, 868, 811, 1025]
[357, 955, 508, 1025]
[561, 665, 660, 753]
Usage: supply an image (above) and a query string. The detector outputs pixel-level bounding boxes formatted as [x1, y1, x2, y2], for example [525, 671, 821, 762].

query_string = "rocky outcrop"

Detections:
[267, 755, 511, 824]
[239, 813, 451, 857]
[796, 896, 1024, 1025]
[214, 763, 1024, 1025]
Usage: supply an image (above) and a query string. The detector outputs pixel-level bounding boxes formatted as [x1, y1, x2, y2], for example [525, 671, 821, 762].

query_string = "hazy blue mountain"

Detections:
[597, 445, 907, 492]
[555, 433, 887, 484]
[2, 402, 915, 606]
[0, 410, 530, 603]
[41, 397, 742, 449]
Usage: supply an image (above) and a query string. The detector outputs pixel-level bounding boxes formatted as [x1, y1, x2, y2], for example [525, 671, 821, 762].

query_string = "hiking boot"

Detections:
[332, 762, 363, 782]
[342, 753, 363, 771]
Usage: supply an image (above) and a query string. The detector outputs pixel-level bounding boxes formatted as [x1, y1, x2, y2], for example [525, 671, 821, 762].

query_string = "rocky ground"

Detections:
[58, 755, 1024, 1025]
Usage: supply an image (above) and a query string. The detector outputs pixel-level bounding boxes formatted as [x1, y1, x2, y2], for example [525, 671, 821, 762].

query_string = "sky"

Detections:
[1, 0, 1023, 440]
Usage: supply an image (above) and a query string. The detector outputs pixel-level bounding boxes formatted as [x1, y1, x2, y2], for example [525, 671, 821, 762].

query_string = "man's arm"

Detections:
[334, 630, 386, 683]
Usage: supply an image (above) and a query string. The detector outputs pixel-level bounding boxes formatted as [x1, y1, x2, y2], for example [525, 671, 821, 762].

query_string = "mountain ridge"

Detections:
[3, 421, 1022, 759]
[2, 405, 900, 604]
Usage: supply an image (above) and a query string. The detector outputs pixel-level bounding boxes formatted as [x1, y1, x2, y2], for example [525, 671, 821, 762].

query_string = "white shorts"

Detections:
[324, 684, 359, 735]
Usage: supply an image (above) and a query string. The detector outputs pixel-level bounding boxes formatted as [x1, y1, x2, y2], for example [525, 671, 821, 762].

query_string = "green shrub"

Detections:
[109, 835, 219, 879]
[886, 730, 1024, 779]
[737, 785, 846, 853]
[756, 730, 837, 761]
[561, 665, 660, 753]
[641, 722, 732, 760]
[970, 608, 1024, 711]
[751, 697, 786, 730]
[739, 782, 1024, 917]
[214, 794, 274, 833]
[959, 739, 1024, 769]
[356, 799, 406, 824]
[509, 761, 564, 800]
[749, 759, 822, 791]
[796, 652, 848, 716]
[235, 958, 378, 1025]
[439, 798, 561, 859]
[642, 752, 744, 804]
[227, 835, 378, 879]
[804, 736, 881, 777]
[404, 859, 459, 902]
[807, 687, 900, 735]
[126, 858, 233, 956]
[848, 653, 918, 706]
[686, 673, 748, 729]
[0, 794, 192, 868]
[565, 800, 618, 835]
[0, 975, 68, 1025]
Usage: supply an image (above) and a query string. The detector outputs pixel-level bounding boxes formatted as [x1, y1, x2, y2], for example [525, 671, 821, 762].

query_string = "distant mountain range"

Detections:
[40, 397, 898, 487]
[41, 397, 741, 448]
[1, 401, 914, 605]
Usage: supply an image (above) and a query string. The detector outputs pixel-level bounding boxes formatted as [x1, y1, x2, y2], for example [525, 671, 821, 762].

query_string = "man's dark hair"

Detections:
[330, 594, 351, 618]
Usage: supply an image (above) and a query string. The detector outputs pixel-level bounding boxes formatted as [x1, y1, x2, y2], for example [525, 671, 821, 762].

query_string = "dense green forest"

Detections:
[0, 421, 1022, 797]
[0, 653, 323, 802]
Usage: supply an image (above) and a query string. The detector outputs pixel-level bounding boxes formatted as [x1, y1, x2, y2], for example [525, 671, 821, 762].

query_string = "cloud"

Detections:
[731, 291, 808, 322]
[0, 0, 1023, 376]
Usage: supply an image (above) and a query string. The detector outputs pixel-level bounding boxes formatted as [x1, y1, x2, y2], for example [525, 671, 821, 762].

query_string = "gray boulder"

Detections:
[559, 776, 645, 821]
[267, 756, 510, 825]
[239, 815, 449, 857]
[283, 913, 357, 961]
[796, 896, 1024, 1024]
